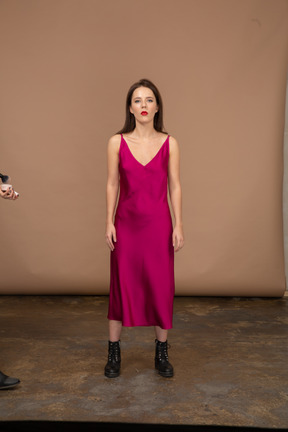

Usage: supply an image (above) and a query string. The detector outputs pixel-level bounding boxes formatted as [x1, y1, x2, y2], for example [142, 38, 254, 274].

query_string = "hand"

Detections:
[106, 223, 117, 251]
[0, 187, 18, 200]
[172, 225, 184, 252]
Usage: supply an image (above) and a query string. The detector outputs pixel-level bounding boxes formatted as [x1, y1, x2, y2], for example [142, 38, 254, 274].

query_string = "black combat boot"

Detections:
[104, 340, 121, 378]
[155, 339, 174, 378]
[0, 371, 20, 390]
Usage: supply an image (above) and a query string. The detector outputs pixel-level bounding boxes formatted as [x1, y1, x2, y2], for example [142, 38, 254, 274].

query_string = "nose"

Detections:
[141, 101, 146, 108]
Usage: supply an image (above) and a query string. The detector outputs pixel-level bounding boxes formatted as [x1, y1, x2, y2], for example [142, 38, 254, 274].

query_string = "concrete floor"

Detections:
[0, 295, 287, 429]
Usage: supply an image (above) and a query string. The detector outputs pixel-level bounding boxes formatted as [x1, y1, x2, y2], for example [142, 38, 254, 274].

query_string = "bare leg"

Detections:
[109, 319, 122, 342]
[154, 326, 168, 342]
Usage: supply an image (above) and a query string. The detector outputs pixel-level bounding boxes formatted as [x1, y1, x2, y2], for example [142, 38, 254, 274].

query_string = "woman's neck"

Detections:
[131, 122, 158, 140]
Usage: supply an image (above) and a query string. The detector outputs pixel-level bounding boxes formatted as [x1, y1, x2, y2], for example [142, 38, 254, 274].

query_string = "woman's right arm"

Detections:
[106, 135, 121, 251]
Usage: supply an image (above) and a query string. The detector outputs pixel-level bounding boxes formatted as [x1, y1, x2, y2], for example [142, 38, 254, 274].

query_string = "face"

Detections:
[130, 86, 158, 122]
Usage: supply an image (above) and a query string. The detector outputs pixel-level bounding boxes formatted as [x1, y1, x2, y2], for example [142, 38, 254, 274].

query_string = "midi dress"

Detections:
[108, 134, 175, 329]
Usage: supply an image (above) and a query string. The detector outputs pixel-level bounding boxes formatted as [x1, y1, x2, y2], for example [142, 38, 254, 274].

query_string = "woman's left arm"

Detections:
[168, 136, 184, 252]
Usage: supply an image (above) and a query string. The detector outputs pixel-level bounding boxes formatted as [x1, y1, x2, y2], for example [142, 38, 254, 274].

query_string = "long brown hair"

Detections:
[117, 79, 167, 135]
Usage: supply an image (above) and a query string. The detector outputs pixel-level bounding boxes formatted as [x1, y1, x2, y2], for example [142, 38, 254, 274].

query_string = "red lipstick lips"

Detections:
[141, 111, 148, 116]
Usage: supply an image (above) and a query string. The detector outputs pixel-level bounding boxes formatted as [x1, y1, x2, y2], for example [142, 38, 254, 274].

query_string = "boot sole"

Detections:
[104, 371, 120, 378]
[155, 360, 174, 378]
[157, 370, 174, 378]
[0, 382, 20, 390]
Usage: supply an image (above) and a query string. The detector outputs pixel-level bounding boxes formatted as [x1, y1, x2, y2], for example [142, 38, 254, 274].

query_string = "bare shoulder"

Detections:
[108, 134, 121, 153]
[168, 135, 180, 153]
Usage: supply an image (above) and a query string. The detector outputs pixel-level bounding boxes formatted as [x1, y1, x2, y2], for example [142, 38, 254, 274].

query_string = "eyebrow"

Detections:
[133, 96, 154, 100]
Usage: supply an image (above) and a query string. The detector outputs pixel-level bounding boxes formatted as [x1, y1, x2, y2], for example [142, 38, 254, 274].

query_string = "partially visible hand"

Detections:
[173, 225, 184, 252]
[106, 223, 117, 251]
[0, 187, 19, 200]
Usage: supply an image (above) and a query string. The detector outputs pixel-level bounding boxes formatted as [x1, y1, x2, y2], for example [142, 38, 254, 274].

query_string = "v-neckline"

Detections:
[122, 134, 169, 167]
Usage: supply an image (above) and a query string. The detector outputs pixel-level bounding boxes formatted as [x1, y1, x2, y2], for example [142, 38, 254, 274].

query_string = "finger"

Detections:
[174, 236, 179, 252]
[112, 231, 117, 243]
[107, 240, 114, 251]
[106, 237, 113, 251]
[109, 232, 116, 250]
[172, 233, 176, 248]
[110, 238, 115, 251]
[177, 238, 184, 251]
[106, 234, 115, 251]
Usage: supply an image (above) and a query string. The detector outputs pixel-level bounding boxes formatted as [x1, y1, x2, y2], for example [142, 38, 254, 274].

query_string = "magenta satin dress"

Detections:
[108, 134, 175, 329]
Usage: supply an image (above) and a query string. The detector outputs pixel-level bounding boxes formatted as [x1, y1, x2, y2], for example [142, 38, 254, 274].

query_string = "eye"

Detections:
[147, 99, 153, 102]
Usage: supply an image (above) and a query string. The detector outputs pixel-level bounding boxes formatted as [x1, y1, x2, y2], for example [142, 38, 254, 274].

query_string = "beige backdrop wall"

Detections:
[0, 0, 287, 296]
[283, 80, 288, 291]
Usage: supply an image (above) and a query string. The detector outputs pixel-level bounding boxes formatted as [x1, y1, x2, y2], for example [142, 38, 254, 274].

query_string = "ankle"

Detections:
[155, 339, 168, 345]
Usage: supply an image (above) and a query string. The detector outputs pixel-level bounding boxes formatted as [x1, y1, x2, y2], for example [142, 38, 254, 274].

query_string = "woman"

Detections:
[105, 79, 184, 378]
